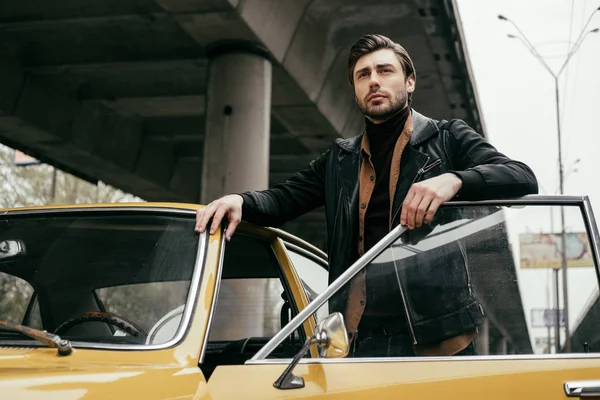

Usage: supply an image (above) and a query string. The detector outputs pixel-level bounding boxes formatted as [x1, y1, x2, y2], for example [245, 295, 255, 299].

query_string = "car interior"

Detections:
[199, 233, 307, 379]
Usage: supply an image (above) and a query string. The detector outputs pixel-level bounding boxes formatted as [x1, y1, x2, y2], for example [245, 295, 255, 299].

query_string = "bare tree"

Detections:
[0, 143, 142, 208]
[0, 143, 144, 324]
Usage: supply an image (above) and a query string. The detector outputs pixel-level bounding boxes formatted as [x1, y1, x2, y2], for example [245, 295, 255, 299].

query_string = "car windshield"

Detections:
[0, 210, 200, 348]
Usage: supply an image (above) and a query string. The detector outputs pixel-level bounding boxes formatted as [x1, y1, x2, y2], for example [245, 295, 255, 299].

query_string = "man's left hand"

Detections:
[400, 173, 463, 229]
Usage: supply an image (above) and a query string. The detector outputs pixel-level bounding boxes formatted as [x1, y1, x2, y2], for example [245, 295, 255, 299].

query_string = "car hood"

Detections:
[0, 347, 206, 399]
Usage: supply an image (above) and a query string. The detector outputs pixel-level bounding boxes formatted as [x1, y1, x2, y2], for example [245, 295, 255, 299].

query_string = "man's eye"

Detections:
[359, 72, 369, 78]
[381, 68, 392, 73]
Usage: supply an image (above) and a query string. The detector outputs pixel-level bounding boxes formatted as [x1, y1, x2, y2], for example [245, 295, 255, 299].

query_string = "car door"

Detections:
[205, 196, 600, 399]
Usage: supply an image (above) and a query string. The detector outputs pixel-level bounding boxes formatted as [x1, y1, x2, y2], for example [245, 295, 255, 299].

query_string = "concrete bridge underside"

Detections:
[0, 0, 536, 356]
[0, 0, 483, 247]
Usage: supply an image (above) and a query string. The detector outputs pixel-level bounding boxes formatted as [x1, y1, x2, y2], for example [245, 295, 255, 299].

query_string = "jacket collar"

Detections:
[335, 109, 439, 153]
[409, 109, 439, 146]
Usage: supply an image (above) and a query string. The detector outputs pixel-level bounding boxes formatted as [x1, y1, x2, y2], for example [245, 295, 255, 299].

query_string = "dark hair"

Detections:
[347, 34, 416, 101]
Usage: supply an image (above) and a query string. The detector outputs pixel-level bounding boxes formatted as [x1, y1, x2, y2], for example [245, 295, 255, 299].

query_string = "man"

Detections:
[195, 34, 538, 357]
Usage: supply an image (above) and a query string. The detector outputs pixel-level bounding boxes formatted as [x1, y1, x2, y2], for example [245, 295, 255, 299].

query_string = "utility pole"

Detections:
[499, 7, 600, 353]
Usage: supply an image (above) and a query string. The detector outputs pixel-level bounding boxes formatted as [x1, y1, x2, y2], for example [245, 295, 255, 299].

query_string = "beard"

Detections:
[358, 88, 408, 121]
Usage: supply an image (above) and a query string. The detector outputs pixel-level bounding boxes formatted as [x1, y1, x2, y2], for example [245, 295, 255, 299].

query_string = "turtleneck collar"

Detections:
[365, 105, 410, 139]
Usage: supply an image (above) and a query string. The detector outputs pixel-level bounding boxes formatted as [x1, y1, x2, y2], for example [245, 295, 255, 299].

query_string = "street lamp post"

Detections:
[499, 7, 599, 353]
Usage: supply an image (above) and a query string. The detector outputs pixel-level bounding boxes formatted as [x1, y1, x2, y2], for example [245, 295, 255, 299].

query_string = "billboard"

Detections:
[14, 150, 40, 166]
[520, 232, 593, 269]
[531, 308, 564, 328]
[534, 336, 555, 346]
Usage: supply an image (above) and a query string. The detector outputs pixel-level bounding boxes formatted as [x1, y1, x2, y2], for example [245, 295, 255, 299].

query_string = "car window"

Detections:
[208, 277, 284, 341]
[207, 234, 296, 342]
[96, 281, 189, 334]
[26, 298, 43, 330]
[258, 201, 600, 360]
[0, 211, 200, 347]
[0, 272, 34, 324]
[286, 248, 329, 323]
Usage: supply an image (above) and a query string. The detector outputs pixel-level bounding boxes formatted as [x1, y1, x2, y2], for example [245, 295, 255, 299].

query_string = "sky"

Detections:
[456, 0, 600, 201]
[456, 0, 600, 352]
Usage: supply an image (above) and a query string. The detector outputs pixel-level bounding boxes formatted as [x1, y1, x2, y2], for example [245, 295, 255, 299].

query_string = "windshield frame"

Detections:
[251, 194, 599, 361]
[0, 206, 208, 351]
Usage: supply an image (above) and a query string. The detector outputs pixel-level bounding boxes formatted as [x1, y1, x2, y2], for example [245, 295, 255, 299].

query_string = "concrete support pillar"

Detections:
[201, 42, 272, 203]
[475, 318, 489, 355]
[507, 343, 515, 355]
[495, 336, 508, 355]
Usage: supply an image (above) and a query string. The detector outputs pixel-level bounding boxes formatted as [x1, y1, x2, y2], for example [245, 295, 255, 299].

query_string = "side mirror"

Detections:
[0, 240, 26, 260]
[273, 312, 349, 390]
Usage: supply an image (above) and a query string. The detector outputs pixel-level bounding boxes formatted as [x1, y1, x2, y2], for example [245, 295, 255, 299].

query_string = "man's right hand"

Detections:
[195, 194, 244, 241]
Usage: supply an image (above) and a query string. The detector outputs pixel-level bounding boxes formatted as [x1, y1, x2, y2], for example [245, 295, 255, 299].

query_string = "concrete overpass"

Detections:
[569, 292, 600, 353]
[0, 0, 484, 247]
[0, 0, 535, 355]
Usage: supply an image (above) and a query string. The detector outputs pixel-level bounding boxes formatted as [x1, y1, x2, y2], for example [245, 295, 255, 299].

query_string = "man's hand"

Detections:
[195, 194, 244, 241]
[400, 173, 462, 229]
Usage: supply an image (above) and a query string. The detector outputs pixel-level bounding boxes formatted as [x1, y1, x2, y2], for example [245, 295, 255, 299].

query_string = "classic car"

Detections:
[0, 195, 599, 399]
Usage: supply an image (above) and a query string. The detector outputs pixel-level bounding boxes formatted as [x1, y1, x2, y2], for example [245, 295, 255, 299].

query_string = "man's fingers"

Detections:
[424, 197, 442, 224]
[405, 192, 424, 229]
[414, 195, 433, 228]
[194, 209, 204, 232]
[400, 189, 416, 226]
[209, 206, 227, 234]
[196, 204, 215, 233]
[225, 210, 242, 241]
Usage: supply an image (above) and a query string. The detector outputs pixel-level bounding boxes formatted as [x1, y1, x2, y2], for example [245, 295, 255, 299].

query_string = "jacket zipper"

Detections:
[420, 158, 442, 175]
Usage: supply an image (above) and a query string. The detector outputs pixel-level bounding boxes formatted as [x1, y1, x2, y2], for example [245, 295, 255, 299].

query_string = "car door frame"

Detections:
[199, 222, 324, 365]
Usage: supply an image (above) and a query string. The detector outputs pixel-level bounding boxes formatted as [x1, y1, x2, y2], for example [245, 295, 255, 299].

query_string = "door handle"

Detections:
[565, 380, 600, 397]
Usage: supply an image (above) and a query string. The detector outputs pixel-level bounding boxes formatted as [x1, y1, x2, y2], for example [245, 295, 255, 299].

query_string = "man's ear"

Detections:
[406, 74, 416, 94]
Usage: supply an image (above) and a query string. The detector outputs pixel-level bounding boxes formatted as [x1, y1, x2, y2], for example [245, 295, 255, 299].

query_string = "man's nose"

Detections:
[369, 75, 381, 90]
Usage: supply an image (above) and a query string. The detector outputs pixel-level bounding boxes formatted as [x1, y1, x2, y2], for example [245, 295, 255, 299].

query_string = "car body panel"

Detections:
[208, 358, 600, 399]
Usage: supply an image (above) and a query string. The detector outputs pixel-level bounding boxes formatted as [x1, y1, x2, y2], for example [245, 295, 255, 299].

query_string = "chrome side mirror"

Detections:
[0, 240, 26, 260]
[273, 312, 349, 390]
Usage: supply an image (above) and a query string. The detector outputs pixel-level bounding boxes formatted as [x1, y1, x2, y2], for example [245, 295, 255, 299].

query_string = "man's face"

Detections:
[352, 49, 415, 123]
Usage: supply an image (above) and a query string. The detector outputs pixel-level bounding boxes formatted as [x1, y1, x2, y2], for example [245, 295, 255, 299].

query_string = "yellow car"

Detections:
[0, 196, 599, 399]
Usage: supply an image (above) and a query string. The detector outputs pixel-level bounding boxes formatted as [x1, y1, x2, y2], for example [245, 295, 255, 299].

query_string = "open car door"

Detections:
[206, 196, 600, 400]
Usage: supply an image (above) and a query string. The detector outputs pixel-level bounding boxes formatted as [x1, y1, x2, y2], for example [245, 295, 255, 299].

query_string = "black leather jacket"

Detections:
[241, 110, 538, 343]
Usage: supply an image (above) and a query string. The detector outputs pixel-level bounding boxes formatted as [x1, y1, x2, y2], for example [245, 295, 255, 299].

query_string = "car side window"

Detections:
[283, 203, 600, 359]
[286, 247, 329, 323]
[207, 234, 298, 342]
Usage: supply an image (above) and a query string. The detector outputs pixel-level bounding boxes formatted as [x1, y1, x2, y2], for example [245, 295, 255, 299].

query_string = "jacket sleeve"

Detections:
[446, 120, 538, 200]
[239, 148, 329, 227]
